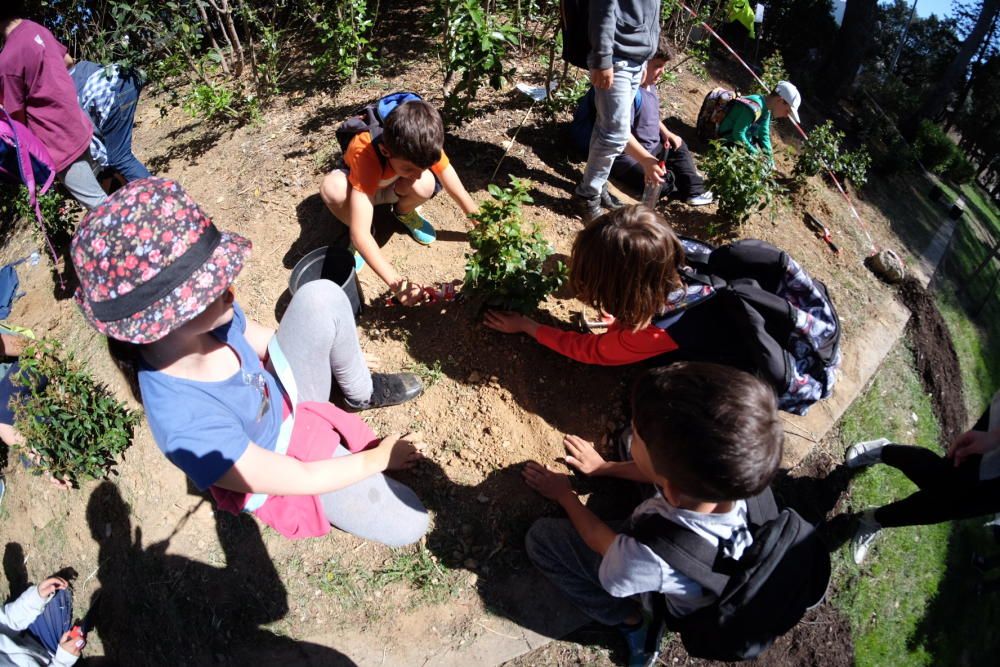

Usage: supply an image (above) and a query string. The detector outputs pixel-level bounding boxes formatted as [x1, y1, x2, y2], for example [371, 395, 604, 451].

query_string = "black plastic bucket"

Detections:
[288, 246, 362, 317]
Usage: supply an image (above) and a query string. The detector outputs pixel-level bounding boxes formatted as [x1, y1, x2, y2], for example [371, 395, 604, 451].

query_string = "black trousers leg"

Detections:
[663, 141, 705, 199]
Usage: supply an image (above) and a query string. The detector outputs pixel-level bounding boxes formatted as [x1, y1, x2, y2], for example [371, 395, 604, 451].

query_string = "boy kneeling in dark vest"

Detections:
[522, 362, 783, 666]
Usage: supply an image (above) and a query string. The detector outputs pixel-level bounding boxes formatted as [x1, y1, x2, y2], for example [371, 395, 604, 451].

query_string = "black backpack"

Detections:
[651, 238, 841, 415]
[629, 488, 831, 662]
[560, 0, 590, 69]
[334, 91, 424, 156]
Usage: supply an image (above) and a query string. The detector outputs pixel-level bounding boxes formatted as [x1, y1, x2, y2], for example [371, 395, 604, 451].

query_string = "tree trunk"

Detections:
[943, 12, 998, 132]
[903, 0, 1000, 137]
[818, 0, 880, 103]
[196, 1, 229, 74]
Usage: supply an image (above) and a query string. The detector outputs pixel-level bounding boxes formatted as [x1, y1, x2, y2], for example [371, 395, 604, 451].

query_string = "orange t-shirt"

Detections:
[343, 132, 451, 196]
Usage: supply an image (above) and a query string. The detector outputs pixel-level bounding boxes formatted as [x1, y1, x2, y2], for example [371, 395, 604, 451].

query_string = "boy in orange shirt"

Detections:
[320, 99, 477, 306]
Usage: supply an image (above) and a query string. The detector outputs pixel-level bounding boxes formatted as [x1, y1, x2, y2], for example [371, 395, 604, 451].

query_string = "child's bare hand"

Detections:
[395, 283, 427, 307]
[37, 576, 68, 598]
[948, 429, 1000, 466]
[378, 432, 425, 471]
[58, 630, 85, 657]
[484, 311, 539, 336]
[563, 435, 607, 475]
[590, 67, 614, 89]
[523, 461, 574, 501]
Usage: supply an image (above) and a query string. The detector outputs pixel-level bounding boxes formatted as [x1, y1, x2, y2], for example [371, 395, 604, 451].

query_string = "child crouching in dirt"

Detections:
[320, 95, 478, 306]
[522, 363, 784, 667]
[0, 575, 85, 665]
[72, 177, 429, 546]
[484, 205, 686, 365]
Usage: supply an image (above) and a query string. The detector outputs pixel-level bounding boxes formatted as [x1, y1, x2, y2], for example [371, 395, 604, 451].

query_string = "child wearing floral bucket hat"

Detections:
[72, 177, 429, 545]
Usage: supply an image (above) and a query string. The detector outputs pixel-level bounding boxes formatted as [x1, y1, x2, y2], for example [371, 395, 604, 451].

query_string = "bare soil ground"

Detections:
[0, 8, 952, 665]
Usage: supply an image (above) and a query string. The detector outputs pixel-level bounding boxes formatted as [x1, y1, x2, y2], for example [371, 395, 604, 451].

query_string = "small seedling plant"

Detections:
[12, 339, 140, 487]
[702, 141, 779, 223]
[794, 120, 871, 189]
[464, 178, 566, 313]
[435, 0, 519, 118]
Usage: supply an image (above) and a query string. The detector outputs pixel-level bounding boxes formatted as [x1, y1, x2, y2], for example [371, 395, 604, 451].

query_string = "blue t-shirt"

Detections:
[139, 303, 283, 490]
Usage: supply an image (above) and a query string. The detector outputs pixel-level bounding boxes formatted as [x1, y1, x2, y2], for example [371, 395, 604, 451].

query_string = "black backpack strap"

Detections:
[628, 514, 730, 597]
[744, 487, 779, 528]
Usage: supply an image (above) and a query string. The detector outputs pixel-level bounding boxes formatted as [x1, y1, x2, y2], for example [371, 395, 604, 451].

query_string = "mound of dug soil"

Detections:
[897, 277, 968, 441]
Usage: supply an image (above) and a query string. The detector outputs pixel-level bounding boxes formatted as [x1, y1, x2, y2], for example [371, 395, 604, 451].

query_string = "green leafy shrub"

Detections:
[702, 142, 779, 223]
[0, 185, 80, 240]
[541, 75, 590, 117]
[436, 0, 520, 118]
[304, 0, 376, 83]
[12, 339, 140, 487]
[794, 121, 871, 188]
[464, 178, 566, 312]
[914, 120, 956, 174]
[756, 52, 788, 93]
[944, 152, 975, 185]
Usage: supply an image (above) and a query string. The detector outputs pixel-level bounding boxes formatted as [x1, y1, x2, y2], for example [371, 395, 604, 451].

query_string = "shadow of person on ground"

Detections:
[361, 297, 632, 438]
[83, 481, 356, 667]
[2, 543, 31, 602]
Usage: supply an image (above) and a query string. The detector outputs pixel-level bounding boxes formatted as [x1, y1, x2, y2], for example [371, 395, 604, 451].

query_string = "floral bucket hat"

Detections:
[72, 177, 252, 344]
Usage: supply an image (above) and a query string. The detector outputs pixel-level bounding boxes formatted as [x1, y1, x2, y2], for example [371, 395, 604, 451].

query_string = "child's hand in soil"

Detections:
[58, 630, 85, 657]
[523, 461, 573, 501]
[377, 432, 425, 471]
[394, 282, 428, 307]
[37, 576, 69, 598]
[483, 311, 539, 337]
[948, 428, 1000, 466]
[563, 435, 607, 475]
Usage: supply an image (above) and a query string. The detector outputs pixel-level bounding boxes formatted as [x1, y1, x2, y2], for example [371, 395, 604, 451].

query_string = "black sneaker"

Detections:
[600, 185, 625, 210]
[571, 193, 603, 223]
[345, 372, 424, 410]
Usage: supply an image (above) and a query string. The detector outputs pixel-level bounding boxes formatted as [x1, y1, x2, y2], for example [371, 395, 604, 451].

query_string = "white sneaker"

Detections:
[852, 517, 881, 565]
[845, 438, 890, 468]
[686, 191, 714, 206]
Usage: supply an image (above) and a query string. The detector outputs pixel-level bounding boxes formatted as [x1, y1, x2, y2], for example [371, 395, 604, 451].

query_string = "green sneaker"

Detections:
[395, 207, 437, 245]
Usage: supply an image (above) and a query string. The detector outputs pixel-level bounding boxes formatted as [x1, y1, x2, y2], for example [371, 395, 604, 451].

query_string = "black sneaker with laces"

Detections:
[571, 193, 603, 223]
[345, 372, 424, 410]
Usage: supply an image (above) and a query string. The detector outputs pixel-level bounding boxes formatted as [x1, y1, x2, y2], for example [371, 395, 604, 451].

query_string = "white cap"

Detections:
[775, 80, 801, 123]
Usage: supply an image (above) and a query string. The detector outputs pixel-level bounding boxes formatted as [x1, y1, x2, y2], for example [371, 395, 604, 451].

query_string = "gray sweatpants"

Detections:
[57, 152, 107, 211]
[275, 279, 428, 547]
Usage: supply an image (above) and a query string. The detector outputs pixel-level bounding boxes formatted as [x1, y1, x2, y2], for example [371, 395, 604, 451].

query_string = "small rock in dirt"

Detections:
[865, 249, 906, 284]
[476, 493, 489, 503]
[464, 558, 479, 569]
[467, 371, 482, 383]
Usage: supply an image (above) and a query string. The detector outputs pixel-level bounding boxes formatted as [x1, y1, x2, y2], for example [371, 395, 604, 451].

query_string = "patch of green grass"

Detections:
[833, 343, 949, 667]
[406, 360, 445, 387]
[935, 291, 1000, 420]
[959, 183, 1000, 236]
[373, 544, 460, 606]
[313, 557, 371, 610]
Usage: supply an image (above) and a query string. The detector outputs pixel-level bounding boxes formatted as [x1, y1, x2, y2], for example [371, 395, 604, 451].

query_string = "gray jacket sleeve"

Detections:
[588, 0, 619, 70]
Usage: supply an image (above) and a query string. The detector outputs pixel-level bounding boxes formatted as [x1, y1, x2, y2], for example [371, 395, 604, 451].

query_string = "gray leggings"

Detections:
[275, 279, 428, 547]
[57, 151, 107, 211]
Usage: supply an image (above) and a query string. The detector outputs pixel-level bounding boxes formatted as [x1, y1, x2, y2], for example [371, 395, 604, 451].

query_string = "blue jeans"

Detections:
[575, 59, 646, 199]
[27, 588, 73, 654]
[101, 72, 150, 182]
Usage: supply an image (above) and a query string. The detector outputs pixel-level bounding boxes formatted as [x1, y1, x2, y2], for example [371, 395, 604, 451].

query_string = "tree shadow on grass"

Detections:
[81, 481, 356, 666]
